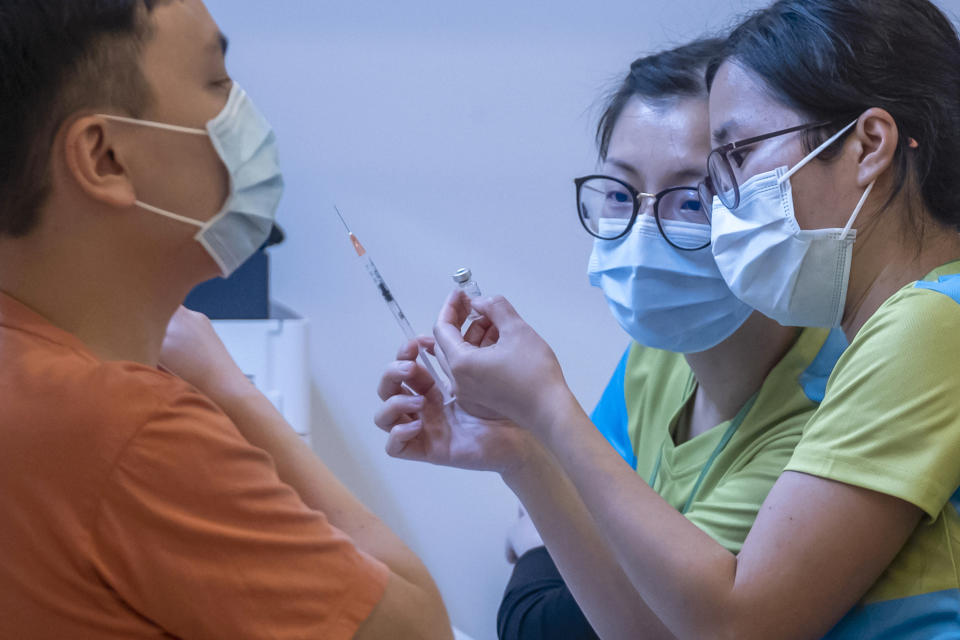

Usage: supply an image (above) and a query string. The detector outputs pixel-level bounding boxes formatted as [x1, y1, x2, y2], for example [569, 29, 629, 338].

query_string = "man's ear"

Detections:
[63, 116, 137, 208]
[853, 107, 899, 188]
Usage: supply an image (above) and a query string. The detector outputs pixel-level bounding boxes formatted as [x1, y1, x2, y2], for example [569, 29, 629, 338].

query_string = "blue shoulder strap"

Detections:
[914, 274, 960, 519]
[591, 347, 637, 469]
[914, 273, 960, 305]
[797, 327, 849, 403]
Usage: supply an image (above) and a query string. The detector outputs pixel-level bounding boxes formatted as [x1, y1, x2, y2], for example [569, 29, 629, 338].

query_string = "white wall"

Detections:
[203, 2, 960, 638]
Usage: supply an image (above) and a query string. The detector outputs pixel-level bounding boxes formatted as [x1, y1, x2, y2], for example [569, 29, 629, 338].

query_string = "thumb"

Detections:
[434, 290, 473, 365]
[471, 295, 523, 332]
[434, 321, 470, 368]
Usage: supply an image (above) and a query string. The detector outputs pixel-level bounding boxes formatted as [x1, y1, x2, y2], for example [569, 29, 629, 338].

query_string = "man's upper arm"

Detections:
[91, 390, 389, 640]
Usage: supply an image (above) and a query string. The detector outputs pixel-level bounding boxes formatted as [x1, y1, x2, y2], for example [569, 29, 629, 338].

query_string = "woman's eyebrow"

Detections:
[606, 158, 642, 180]
[666, 168, 707, 185]
[712, 120, 739, 145]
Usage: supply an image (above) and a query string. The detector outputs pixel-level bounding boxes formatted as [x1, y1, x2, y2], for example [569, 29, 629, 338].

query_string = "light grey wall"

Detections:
[203, 2, 960, 638]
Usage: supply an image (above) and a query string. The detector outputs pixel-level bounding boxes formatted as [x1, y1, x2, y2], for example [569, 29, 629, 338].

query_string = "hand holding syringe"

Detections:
[335, 207, 454, 403]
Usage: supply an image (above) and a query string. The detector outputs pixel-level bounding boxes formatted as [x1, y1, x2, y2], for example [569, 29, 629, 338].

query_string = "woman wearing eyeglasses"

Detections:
[376, 0, 960, 638]
[493, 39, 846, 640]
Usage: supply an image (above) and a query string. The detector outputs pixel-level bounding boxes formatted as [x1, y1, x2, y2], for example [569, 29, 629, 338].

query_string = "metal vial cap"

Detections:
[452, 268, 473, 284]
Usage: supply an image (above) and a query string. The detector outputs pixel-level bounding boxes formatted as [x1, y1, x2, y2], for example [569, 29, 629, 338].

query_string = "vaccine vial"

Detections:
[453, 268, 482, 298]
[452, 268, 483, 323]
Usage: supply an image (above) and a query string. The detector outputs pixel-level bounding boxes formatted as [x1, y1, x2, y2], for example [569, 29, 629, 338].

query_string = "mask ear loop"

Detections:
[778, 120, 859, 185]
[97, 114, 208, 137]
[844, 136, 919, 242]
[839, 181, 875, 241]
[133, 201, 206, 229]
[771, 119, 871, 241]
[96, 114, 212, 230]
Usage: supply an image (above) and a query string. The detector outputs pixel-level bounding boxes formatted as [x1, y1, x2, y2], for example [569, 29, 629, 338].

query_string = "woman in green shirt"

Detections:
[376, 0, 960, 638]
[496, 38, 846, 640]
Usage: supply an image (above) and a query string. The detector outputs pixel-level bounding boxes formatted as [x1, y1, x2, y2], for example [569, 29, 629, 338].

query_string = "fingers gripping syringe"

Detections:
[335, 207, 453, 403]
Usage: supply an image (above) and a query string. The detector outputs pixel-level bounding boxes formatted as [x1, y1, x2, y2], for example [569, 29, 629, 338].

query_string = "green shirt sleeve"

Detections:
[785, 286, 960, 519]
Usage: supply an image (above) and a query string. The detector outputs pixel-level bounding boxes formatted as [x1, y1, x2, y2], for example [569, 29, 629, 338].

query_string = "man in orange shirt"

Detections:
[0, 1, 452, 638]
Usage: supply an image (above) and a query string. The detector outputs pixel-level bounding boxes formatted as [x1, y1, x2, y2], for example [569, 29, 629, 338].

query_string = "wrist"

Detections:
[527, 382, 581, 448]
[500, 433, 553, 490]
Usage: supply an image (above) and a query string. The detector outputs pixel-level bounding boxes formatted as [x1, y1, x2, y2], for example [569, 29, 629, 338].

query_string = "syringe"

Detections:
[335, 207, 453, 403]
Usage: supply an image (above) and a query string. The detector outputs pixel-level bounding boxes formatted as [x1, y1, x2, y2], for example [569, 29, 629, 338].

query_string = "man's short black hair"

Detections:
[0, 0, 158, 237]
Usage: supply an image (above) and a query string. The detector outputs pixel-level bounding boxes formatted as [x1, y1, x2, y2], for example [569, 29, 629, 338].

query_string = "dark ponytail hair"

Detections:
[707, 0, 960, 232]
[597, 38, 725, 160]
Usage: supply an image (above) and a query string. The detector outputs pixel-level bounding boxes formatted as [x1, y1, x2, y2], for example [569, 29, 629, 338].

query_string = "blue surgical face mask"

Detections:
[710, 121, 875, 328]
[588, 215, 753, 353]
[100, 83, 284, 278]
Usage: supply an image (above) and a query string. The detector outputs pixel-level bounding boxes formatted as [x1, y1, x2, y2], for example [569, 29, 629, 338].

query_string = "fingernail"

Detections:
[412, 396, 426, 407]
[400, 362, 414, 373]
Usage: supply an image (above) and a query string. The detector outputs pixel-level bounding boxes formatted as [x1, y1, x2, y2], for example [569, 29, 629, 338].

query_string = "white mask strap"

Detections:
[97, 114, 208, 136]
[102, 116, 213, 229]
[839, 181, 876, 241]
[134, 201, 206, 229]
[779, 120, 859, 185]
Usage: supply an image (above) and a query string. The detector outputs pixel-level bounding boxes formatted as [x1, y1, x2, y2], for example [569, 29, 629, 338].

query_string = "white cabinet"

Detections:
[211, 303, 311, 445]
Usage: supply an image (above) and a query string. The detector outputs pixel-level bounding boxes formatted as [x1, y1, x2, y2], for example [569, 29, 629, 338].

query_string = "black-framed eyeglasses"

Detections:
[698, 120, 837, 212]
[575, 175, 710, 251]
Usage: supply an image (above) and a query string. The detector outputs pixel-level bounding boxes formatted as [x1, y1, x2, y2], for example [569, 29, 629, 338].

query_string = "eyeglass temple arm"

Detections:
[723, 120, 837, 152]
[779, 120, 858, 184]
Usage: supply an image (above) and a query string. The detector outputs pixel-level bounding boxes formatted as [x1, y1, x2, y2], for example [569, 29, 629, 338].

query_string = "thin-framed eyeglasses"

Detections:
[698, 120, 838, 212]
[575, 175, 710, 251]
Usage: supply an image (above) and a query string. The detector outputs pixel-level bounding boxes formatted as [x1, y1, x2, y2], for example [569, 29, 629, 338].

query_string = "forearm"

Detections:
[214, 383, 445, 608]
[503, 442, 676, 640]
[532, 390, 739, 640]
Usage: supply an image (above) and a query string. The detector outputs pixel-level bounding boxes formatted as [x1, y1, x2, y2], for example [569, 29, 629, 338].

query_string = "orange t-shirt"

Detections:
[0, 293, 389, 639]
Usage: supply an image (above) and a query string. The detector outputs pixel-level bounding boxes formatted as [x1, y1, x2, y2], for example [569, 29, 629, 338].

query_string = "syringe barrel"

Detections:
[347, 229, 452, 402]
[387, 299, 418, 342]
[365, 258, 417, 341]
